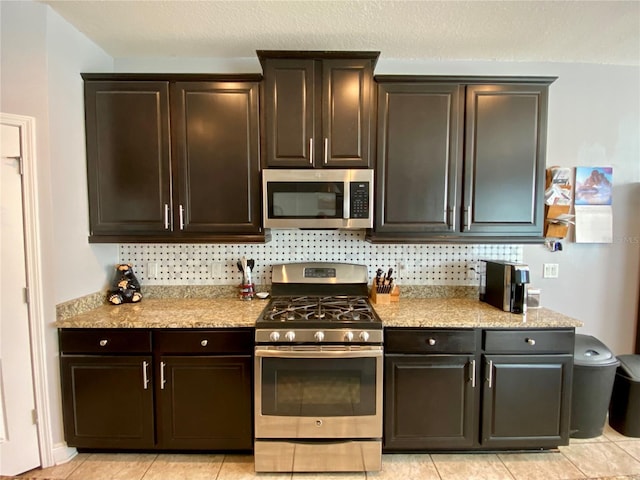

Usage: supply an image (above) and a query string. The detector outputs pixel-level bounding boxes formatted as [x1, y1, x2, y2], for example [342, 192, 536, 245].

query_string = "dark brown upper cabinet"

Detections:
[368, 76, 555, 243]
[83, 74, 268, 243]
[258, 51, 379, 168]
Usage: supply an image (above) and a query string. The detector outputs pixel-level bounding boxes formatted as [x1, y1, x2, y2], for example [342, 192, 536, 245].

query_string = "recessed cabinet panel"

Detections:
[384, 354, 476, 450]
[323, 60, 372, 167]
[263, 60, 315, 166]
[464, 84, 547, 234]
[157, 355, 253, 450]
[375, 83, 462, 232]
[171, 82, 261, 233]
[60, 355, 155, 449]
[85, 82, 171, 235]
[481, 354, 572, 448]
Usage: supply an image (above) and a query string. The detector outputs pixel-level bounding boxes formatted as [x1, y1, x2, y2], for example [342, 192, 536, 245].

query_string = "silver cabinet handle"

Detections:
[160, 361, 166, 390]
[179, 205, 185, 230]
[463, 206, 472, 231]
[526, 338, 536, 346]
[451, 205, 456, 229]
[309, 138, 313, 165]
[428, 338, 436, 346]
[471, 359, 476, 388]
[99, 339, 108, 347]
[487, 359, 494, 388]
[164, 204, 170, 230]
[142, 361, 149, 390]
[200, 339, 208, 347]
[323, 137, 328, 165]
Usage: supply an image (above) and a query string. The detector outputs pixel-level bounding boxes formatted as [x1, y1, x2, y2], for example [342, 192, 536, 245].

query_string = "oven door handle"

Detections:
[255, 347, 383, 359]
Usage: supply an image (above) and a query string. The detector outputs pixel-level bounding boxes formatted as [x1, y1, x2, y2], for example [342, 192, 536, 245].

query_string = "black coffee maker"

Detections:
[479, 260, 530, 314]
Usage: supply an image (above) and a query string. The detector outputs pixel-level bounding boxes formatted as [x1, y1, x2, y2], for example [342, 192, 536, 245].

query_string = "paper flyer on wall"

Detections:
[574, 166, 613, 243]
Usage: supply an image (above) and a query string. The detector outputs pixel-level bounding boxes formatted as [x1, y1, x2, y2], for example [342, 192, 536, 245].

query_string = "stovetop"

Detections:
[255, 263, 382, 344]
[257, 295, 381, 329]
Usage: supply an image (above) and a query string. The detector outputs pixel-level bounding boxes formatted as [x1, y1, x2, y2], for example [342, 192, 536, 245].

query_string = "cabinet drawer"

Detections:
[59, 329, 151, 354]
[483, 329, 574, 354]
[385, 329, 477, 354]
[153, 329, 253, 354]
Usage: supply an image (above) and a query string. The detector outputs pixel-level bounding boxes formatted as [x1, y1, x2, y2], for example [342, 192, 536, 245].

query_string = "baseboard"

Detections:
[52, 443, 77, 465]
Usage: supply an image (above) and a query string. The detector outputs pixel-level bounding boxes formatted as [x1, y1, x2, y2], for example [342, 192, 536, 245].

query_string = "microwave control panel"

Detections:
[350, 182, 370, 219]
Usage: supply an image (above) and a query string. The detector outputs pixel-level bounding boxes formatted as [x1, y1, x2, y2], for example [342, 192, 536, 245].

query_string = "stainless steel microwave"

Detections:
[262, 169, 374, 229]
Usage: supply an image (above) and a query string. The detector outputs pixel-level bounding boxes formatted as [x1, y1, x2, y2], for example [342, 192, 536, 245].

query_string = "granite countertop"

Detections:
[373, 298, 583, 329]
[55, 298, 270, 329]
[55, 297, 582, 329]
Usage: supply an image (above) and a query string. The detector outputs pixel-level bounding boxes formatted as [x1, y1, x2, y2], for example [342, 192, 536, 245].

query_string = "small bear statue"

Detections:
[108, 263, 143, 305]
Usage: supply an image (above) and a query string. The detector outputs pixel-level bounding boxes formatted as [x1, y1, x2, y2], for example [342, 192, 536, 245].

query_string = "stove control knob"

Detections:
[285, 331, 296, 342]
[269, 331, 280, 342]
[344, 331, 354, 342]
[359, 331, 370, 342]
[314, 331, 325, 342]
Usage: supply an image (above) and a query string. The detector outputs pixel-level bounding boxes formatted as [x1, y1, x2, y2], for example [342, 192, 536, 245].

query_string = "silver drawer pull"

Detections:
[99, 339, 108, 347]
[201, 339, 208, 347]
[428, 338, 436, 346]
[160, 361, 166, 390]
[487, 360, 494, 388]
[143, 361, 149, 390]
[526, 338, 536, 346]
[470, 359, 476, 388]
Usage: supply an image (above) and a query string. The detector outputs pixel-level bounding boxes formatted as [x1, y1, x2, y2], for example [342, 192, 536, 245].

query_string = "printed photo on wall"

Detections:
[575, 166, 613, 205]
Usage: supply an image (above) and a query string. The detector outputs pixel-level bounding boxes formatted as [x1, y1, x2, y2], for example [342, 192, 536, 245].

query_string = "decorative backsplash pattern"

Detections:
[119, 230, 523, 286]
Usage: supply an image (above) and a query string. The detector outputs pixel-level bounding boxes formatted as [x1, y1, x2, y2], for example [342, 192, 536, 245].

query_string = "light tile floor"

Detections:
[8, 424, 640, 480]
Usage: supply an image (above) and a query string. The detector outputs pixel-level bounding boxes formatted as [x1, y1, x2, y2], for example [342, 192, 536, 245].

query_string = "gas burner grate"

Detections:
[265, 295, 376, 324]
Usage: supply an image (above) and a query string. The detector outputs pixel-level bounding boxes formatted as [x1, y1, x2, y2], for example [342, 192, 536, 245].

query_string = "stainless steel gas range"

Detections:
[254, 262, 383, 473]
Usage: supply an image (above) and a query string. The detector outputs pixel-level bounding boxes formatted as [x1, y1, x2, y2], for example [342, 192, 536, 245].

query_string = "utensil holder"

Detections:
[239, 283, 255, 300]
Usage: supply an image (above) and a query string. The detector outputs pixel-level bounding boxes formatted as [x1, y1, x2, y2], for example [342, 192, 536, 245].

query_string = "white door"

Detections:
[0, 123, 41, 475]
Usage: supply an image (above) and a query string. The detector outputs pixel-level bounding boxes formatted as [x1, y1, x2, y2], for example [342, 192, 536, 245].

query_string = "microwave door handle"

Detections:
[343, 183, 350, 220]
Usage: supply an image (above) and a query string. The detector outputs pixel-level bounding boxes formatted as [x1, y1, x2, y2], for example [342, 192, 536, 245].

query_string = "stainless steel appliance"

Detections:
[262, 169, 374, 229]
[254, 262, 382, 473]
[480, 260, 530, 314]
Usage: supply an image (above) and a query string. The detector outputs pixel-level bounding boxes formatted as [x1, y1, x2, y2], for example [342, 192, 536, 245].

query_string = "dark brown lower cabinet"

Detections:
[384, 354, 476, 450]
[60, 355, 155, 449]
[383, 328, 574, 451]
[156, 355, 252, 449]
[481, 354, 573, 449]
[59, 328, 253, 451]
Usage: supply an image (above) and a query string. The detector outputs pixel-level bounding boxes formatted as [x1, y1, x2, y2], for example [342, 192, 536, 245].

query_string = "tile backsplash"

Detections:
[119, 230, 522, 286]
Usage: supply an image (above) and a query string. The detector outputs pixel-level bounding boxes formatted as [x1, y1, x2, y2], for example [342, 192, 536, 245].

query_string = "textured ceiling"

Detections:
[42, 0, 640, 66]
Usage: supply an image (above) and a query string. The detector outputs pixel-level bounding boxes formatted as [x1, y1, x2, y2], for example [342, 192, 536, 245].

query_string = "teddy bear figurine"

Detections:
[108, 263, 143, 305]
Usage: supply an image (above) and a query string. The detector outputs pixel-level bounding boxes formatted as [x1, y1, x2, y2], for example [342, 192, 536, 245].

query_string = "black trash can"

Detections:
[570, 334, 619, 438]
[609, 355, 640, 437]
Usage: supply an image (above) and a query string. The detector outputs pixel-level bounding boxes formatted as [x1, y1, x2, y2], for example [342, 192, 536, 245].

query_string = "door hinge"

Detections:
[32, 409, 38, 425]
[2, 155, 23, 175]
[23, 286, 29, 304]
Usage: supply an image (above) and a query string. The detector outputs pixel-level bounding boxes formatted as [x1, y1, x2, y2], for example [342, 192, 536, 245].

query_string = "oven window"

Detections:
[261, 357, 377, 416]
[267, 182, 344, 219]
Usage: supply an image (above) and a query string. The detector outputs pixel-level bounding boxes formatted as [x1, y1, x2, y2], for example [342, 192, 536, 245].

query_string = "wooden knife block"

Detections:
[370, 283, 399, 304]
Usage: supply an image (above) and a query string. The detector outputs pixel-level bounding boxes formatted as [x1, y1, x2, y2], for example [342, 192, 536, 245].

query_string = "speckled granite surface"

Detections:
[374, 298, 582, 328]
[56, 296, 582, 329]
[55, 298, 270, 328]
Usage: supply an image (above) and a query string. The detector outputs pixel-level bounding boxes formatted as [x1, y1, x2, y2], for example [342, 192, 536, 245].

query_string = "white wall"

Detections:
[0, 0, 116, 453]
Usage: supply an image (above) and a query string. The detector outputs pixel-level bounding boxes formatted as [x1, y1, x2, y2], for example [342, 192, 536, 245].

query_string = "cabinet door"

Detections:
[322, 59, 373, 167]
[171, 82, 262, 234]
[463, 84, 547, 235]
[60, 355, 154, 448]
[157, 355, 253, 450]
[375, 83, 463, 233]
[85, 81, 172, 235]
[384, 354, 477, 450]
[481, 354, 572, 448]
[263, 60, 316, 167]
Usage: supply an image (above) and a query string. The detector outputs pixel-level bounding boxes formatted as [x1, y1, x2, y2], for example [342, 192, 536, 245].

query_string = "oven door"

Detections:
[255, 346, 383, 439]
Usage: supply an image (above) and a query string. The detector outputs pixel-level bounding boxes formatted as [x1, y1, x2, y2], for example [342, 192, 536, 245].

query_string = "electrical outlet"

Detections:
[147, 262, 158, 279]
[211, 263, 224, 277]
[543, 263, 559, 278]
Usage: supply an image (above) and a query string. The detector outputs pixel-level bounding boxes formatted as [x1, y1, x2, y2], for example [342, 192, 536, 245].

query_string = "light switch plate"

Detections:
[543, 263, 559, 278]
